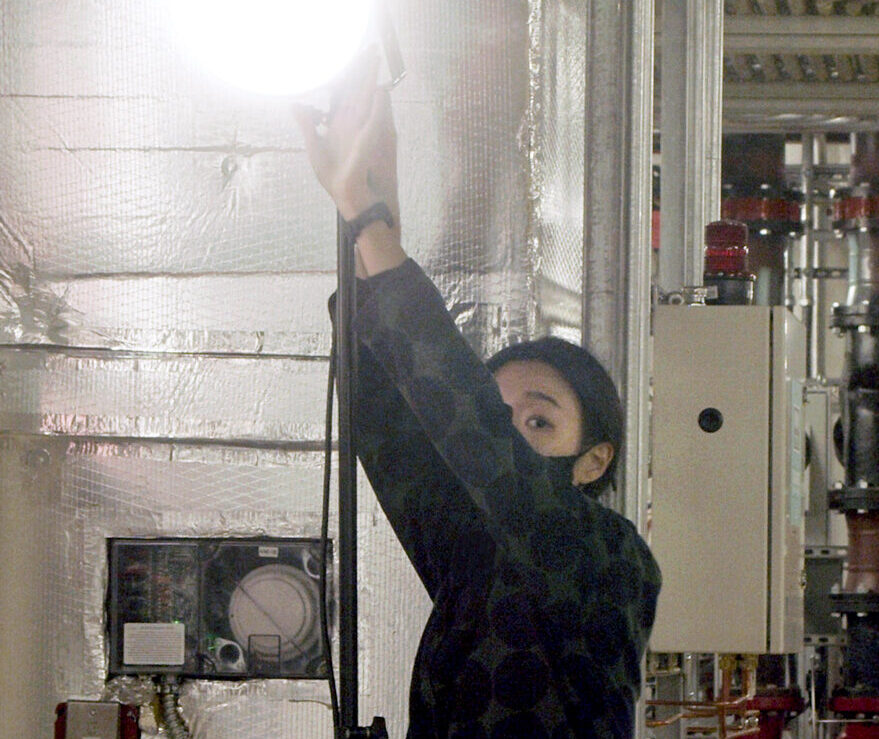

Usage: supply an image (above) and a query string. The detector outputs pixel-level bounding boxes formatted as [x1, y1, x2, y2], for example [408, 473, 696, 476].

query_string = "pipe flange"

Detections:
[831, 302, 879, 330]
[830, 693, 879, 714]
[833, 217, 879, 235]
[832, 185, 879, 234]
[828, 485, 879, 511]
[830, 593, 879, 615]
[721, 185, 805, 237]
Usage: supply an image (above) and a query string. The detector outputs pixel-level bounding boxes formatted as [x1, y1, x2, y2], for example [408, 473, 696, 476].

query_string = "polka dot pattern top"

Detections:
[346, 260, 661, 739]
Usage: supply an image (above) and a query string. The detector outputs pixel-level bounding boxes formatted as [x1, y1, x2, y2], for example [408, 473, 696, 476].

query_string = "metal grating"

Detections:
[724, 52, 879, 84]
[725, 1, 879, 16]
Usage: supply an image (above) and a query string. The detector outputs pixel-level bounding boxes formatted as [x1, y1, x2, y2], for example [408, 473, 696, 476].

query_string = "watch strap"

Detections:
[342, 202, 395, 242]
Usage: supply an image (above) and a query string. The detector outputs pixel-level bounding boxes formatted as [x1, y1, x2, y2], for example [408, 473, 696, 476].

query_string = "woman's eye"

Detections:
[525, 416, 552, 430]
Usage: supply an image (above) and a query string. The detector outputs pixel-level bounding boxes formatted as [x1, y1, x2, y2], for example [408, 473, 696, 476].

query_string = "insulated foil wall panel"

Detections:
[0, 2, 553, 353]
[531, 0, 588, 335]
[0, 349, 330, 441]
[0, 0, 589, 735]
[0, 0, 548, 356]
[0, 434, 428, 738]
[24, 273, 338, 354]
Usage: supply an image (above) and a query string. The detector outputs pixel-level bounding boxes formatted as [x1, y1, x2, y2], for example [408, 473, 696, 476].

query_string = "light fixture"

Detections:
[164, 0, 376, 96]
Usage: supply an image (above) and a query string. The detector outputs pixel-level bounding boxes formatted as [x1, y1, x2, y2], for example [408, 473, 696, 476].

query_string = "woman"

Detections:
[296, 53, 660, 739]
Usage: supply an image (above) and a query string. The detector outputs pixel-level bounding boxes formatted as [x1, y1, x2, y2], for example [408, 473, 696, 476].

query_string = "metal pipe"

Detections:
[846, 230, 879, 308]
[829, 133, 879, 695]
[724, 16, 879, 56]
[800, 133, 818, 378]
[622, 0, 655, 535]
[581, 14, 654, 739]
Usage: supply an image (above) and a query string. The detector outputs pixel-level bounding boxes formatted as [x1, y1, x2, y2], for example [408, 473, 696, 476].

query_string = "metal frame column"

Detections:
[582, 0, 654, 531]
[658, 0, 725, 293]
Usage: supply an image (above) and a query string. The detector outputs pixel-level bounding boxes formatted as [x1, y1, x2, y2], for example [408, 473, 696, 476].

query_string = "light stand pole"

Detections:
[334, 214, 388, 739]
[329, 10, 405, 733]
[335, 212, 359, 732]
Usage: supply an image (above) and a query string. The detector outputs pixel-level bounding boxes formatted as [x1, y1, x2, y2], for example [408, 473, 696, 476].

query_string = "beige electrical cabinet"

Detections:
[650, 305, 806, 654]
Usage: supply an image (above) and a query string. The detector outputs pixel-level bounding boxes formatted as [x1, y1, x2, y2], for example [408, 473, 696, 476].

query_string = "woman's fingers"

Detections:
[328, 46, 380, 131]
[292, 105, 319, 152]
[293, 104, 332, 185]
[293, 48, 397, 217]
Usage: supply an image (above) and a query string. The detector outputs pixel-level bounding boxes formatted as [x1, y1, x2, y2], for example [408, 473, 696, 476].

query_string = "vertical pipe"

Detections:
[582, 0, 625, 374]
[658, 0, 724, 294]
[829, 133, 879, 696]
[581, 0, 654, 531]
[813, 134, 834, 381]
[335, 214, 359, 732]
[800, 133, 820, 379]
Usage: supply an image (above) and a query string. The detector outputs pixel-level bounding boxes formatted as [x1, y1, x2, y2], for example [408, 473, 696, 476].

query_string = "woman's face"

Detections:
[492, 359, 583, 458]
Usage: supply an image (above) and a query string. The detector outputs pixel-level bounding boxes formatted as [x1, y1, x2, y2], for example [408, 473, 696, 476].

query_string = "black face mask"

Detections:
[544, 453, 579, 490]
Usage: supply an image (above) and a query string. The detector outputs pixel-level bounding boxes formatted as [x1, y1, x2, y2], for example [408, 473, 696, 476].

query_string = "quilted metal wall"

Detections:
[0, 0, 594, 735]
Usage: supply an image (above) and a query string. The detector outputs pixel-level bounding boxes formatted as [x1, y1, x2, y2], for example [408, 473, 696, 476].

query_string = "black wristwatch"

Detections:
[342, 202, 395, 243]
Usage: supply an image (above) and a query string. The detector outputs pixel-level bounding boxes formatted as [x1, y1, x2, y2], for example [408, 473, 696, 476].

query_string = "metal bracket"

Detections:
[792, 267, 849, 280]
[660, 285, 719, 306]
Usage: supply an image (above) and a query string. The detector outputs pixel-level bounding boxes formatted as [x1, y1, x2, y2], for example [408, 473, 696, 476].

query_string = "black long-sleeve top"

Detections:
[343, 259, 660, 739]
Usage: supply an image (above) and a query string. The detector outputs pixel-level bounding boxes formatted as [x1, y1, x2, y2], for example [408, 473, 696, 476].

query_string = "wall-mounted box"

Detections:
[107, 537, 331, 679]
[650, 306, 806, 654]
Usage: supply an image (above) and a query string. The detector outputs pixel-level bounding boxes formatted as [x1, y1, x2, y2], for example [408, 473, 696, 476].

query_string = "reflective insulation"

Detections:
[529, 0, 588, 335]
[0, 434, 432, 737]
[0, 0, 592, 736]
[0, 349, 332, 440]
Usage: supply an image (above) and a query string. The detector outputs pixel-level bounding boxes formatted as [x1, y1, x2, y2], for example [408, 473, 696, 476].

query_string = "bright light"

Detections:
[166, 0, 374, 96]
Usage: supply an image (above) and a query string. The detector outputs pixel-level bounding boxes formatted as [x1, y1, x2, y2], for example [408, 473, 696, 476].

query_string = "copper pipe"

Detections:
[648, 698, 752, 711]
[686, 724, 760, 737]
[646, 711, 689, 727]
[646, 694, 759, 739]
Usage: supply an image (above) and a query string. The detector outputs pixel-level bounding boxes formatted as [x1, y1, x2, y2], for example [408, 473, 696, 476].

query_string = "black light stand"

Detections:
[332, 8, 404, 735]
[334, 214, 388, 739]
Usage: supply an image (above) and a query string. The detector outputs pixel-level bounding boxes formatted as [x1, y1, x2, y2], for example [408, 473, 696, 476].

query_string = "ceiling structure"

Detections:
[722, 0, 879, 132]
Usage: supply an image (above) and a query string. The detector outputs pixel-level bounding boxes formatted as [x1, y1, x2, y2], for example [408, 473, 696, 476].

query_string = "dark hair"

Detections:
[486, 336, 623, 495]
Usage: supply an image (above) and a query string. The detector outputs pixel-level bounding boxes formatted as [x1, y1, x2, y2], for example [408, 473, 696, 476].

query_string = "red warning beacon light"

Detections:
[705, 220, 749, 273]
[703, 220, 755, 305]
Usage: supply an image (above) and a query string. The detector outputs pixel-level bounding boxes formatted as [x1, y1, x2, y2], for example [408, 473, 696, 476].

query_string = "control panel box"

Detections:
[107, 537, 331, 679]
[650, 306, 806, 654]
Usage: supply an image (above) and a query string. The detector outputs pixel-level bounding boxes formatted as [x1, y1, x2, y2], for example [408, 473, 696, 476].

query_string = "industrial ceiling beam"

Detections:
[722, 117, 879, 134]
[724, 90, 879, 118]
[724, 16, 879, 55]
[725, 83, 879, 102]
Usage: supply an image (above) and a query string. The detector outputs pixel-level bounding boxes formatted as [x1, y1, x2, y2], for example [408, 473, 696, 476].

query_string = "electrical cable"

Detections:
[321, 332, 341, 734]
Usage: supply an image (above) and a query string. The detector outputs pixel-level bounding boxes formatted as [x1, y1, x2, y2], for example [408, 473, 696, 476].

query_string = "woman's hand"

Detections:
[294, 50, 398, 223]
[294, 49, 405, 276]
